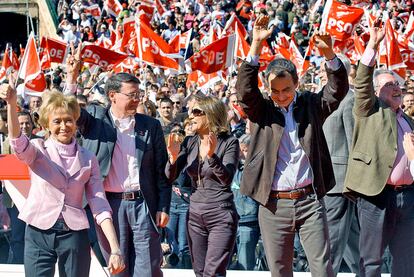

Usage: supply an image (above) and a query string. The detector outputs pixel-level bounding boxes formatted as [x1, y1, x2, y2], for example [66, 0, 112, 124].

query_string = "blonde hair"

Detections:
[38, 90, 80, 128]
[197, 96, 229, 135]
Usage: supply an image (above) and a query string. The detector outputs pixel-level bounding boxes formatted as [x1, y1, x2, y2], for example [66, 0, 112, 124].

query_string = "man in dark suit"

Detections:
[236, 15, 348, 277]
[66, 53, 170, 276]
[344, 24, 414, 277]
[322, 56, 360, 276]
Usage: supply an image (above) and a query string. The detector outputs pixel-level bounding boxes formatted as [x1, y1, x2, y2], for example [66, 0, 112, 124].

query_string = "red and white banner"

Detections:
[186, 35, 235, 74]
[113, 56, 140, 73]
[169, 29, 192, 54]
[320, 0, 364, 41]
[384, 19, 406, 80]
[222, 13, 248, 40]
[139, 0, 166, 17]
[84, 4, 101, 19]
[186, 70, 224, 93]
[104, 0, 123, 17]
[80, 44, 128, 70]
[121, 17, 138, 55]
[95, 34, 113, 49]
[18, 33, 46, 95]
[137, 20, 180, 70]
[234, 24, 250, 60]
[39, 37, 68, 70]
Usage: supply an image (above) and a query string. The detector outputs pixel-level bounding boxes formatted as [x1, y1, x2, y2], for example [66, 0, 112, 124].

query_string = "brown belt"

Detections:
[386, 184, 414, 192]
[269, 185, 313, 200]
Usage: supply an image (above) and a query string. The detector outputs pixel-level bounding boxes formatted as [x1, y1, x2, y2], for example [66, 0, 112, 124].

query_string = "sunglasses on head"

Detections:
[191, 108, 205, 117]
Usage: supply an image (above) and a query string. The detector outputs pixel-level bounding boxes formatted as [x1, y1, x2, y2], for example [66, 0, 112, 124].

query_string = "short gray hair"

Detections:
[373, 69, 396, 89]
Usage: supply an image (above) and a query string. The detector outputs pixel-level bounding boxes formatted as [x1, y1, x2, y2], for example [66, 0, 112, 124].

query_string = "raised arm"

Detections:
[310, 30, 348, 120]
[353, 21, 385, 117]
[0, 78, 20, 139]
[236, 15, 273, 123]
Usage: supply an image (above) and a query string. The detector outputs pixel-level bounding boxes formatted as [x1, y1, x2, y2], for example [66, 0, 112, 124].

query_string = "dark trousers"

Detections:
[7, 206, 25, 264]
[166, 203, 191, 268]
[324, 194, 360, 276]
[98, 197, 163, 277]
[259, 193, 334, 277]
[187, 201, 238, 277]
[24, 224, 90, 277]
[357, 186, 414, 277]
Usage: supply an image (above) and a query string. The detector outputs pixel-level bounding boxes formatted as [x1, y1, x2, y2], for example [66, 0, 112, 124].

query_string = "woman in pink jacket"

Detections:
[0, 83, 125, 277]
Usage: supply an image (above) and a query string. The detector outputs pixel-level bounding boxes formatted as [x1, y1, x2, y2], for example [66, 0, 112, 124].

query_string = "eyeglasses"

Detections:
[118, 91, 142, 100]
[383, 81, 400, 89]
[191, 108, 205, 117]
[173, 101, 181, 105]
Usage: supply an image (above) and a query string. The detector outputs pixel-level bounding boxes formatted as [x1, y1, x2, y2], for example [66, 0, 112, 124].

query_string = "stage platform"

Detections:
[0, 263, 391, 277]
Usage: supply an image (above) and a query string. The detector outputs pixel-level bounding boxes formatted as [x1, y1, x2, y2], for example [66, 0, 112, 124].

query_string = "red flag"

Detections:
[84, 4, 101, 19]
[137, 20, 180, 70]
[121, 17, 138, 55]
[186, 70, 224, 93]
[95, 34, 113, 49]
[0, 48, 13, 81]
[384, 19, 406, 81]
[105, 0, 123, 17]
[154, 0, 167, 17]
[234, 24, 250, 59]
[80, 44, 128, 70]
[222, 13, 248, 40]
[320, 0, 364, 41]
[10, 50, 20, 71]
[186, 35, 235, 74]
[39, 37, 67, 70]
[18, 33, 46, 95]
[401, 50, 414, 70]
[300, 39, 314, 77]
[113, 56, 140, 73]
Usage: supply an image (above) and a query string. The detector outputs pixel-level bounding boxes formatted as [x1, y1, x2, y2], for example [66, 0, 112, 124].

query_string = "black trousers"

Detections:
[187, 201, 238, 277]
[24, 224, 90, 277]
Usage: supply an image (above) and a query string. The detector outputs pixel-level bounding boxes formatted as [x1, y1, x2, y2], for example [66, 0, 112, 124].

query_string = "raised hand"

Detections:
[66, 41, 82, 85]
[312, 30, 335, 60]
[206, 132, 217, 158]
[167, 133, 181, 164]
[0, 74, 17, 104]
[250, 15, 274, 57]
[107, 253, 125, 275]
[367, 19, 385, 50]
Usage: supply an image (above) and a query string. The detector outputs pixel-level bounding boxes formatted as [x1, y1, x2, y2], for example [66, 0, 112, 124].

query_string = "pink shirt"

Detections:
[10, 135, 112, 229]
[361, 48, 413, 186]
[103, 109, 140, 192]
[387, 110, 413, 185]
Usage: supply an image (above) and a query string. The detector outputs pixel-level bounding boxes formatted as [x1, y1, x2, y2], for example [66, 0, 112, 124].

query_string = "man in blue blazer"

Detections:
[67, 68, 170, 276]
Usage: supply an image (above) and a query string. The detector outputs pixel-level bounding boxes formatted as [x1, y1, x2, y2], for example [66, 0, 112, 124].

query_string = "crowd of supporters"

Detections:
[2, 0, 414, 273]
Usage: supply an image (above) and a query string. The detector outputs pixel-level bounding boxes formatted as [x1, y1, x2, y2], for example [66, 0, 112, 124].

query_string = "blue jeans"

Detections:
[236, 222, 260, 270]
[97, 197, 163, 277]
[7, 206, 25, 264]
[166, 203, 189, 257]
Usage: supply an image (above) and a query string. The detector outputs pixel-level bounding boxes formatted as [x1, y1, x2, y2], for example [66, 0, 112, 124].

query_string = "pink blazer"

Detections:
[13, 137, 111, 230]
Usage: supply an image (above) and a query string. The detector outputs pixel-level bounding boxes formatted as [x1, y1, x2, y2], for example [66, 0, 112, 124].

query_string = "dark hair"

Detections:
[17, 110, 34, 126]
[76, 94, 88, 103]
[177, 82, 186, 88]
[0, 108, 7, 122]
[104, 73, 140, 95]
[160, 97, 173, 106]
[265, 58, 299, 84]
